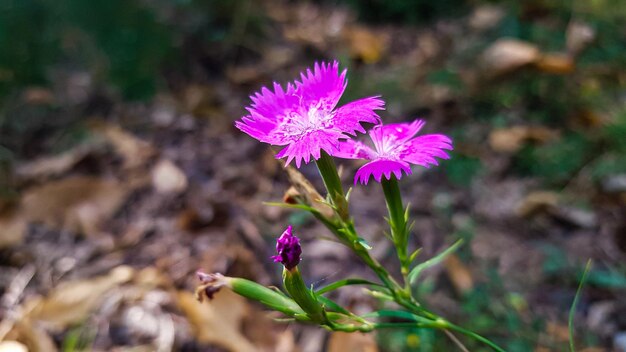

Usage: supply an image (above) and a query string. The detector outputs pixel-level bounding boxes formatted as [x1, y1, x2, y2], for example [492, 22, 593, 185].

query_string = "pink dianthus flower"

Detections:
[335, 119, 453, 185]
[236, 61, 384, 167]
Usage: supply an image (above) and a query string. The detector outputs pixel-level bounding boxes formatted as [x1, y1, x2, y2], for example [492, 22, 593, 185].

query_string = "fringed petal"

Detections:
[354, 159, 412, 185]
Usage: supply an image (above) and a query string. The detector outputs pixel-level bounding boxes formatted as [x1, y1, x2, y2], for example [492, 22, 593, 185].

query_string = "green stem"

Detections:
[315, 151, 349, 220]
[381, 176, 409, 278]
[372, 320, 506, 352]
[312, 152, 504, 351]
[443, 322, 507, 352]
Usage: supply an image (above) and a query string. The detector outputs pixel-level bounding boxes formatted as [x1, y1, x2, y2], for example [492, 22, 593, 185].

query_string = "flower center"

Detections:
[279, 103, 334, 140]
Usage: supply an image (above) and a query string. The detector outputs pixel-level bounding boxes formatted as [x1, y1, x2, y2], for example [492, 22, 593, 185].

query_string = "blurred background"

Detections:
[0, 0, 625, 351]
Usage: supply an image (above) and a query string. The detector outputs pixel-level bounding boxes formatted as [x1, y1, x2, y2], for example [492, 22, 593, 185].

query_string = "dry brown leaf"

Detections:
[489, 126, 558, 153]
[15, 141, 104, 182]
[24, 266, 134, 330]
[481, 39, 540, 77]
[21, 87, 54, 105]
[546, 322, 570, 342]
[444, 254, 474, 294]
[344, 26, 387, 64]
[151, 159, 188, 194]
[176, 290, 256, 352]
[516, 191, 559, 218]
[0, 209, 26, 249]
[19, 176, 130, 237]
[468, 5, 505, 31]
[285, 167, 334, 218]
[327, 332, 378, 352]
[535, 53, 575, 74]
[4, 320, 57, 352]
[92, 123, 155, 169]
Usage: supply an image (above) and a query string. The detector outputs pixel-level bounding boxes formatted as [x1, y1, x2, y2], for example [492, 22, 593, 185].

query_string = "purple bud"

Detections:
[271, 226, 302, 270]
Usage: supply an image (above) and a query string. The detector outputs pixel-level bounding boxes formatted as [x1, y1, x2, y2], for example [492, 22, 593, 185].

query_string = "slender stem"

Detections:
[315, 151, 349, 221]
[443, 322, 507, 352]
[381, 176, 409, 278]
[311, 152, 505, 352]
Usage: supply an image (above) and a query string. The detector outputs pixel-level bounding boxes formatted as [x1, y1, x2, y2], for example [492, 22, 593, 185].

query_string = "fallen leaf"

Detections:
[516, 191, 559, 218]
[15, 140, 105, 182]
[176, 290, 257, 352]
[444, 254, 474, 294]
[21, 87, 54, 105]
[151, 159, 188, 194]
[468, 5, 505, 31]
[19, 176, 131, 237]
[328, 332, 378, 352]
[4, 320, 57, 352]
[285, 167, 334, 218]
[344, 25, 387, 64]
[92, 122, 155, 170]
[24, 266, 134, 329]
[481, 39, 540, 77]
[546, 322, 570, 342]
[535, 53, 575, 74]
[0, 208, 26, 249]
[489, 126, 559, 153]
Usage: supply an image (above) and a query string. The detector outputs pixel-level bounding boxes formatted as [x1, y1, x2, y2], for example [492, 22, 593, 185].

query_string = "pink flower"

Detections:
[235, 61, 384, 167]
[335, 120, 453, 185]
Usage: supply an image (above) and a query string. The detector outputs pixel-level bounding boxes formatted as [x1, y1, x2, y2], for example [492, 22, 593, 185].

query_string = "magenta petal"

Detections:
[272, 225, 302, 270]
[294, 61, 347, 113]
[354, 159, 412, 185]
[333, 139, 377, 160]
[368, 120, 425, 151]
[333, 96, 384, 135]
[275, 129, 345, 167]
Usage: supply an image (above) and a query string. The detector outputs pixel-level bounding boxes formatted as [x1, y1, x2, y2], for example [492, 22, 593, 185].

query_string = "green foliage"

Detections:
[58, 0, 174, 100]
[444, 155, 483, 187]
[0, 0, 60, 96]
[0, 0, 174, 100]
[514, 133, 593, 184]
[337, 0, 469, 24]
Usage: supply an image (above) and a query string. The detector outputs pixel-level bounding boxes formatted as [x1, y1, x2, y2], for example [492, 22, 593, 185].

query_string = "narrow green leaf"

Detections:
[317, 295, 353, 316]
[263, 202, 318, 213]
[345, 187, 353, 202]
[569, 259, 592, 352]
[356, 237, 372, 250]
[362, 309, 432, 324]
[409, 248, 422, 263]
[409, 239, 464, 284]
[315, 278, 386, 295]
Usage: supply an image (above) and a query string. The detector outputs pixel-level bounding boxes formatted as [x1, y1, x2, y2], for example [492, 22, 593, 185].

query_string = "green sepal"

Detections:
[283, 267, 327, 324]
[228, 277, 305, 317]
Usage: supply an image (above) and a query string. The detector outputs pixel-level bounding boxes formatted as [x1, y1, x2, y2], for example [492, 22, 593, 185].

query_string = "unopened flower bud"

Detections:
[272, 226, 302, 270]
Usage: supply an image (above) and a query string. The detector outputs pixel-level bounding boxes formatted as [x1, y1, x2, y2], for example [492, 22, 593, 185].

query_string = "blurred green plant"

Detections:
[337, 0, 468, 24]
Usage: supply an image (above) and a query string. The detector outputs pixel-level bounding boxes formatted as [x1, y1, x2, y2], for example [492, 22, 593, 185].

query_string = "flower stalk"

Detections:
[316, 150, 349, 221]
[381, 176, 410, 278]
